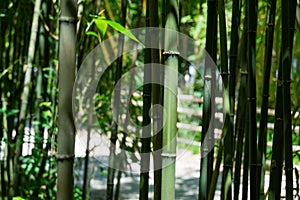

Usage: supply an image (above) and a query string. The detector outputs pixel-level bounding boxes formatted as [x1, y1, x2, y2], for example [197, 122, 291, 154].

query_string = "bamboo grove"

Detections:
[0, 0, 300, 199]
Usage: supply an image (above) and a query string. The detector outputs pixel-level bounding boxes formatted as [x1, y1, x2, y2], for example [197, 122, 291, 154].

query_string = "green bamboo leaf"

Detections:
[86, 31, 99, 38]
[94, 18, 107, 38]
[0, 107, 6, 113]
[89, 15, 144, 47]
[86, 31, 101, 42]
[39, 102, 52, 107]
[7, 109, 19, 117]
[13, 197, 25, 200]
[104, 19, 144, 46]
[42, 110, 53, 118]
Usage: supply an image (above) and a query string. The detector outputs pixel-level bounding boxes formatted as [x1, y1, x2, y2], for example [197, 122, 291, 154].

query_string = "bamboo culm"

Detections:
[246, 0, 258, 198]
[199, 0, 217, 198]
[107, 0, 127, 199]
[13, 0, 42, 196]
[161, 0, 179, 199]
[56, 0, 77, 199]
[257, 0, 277, 197]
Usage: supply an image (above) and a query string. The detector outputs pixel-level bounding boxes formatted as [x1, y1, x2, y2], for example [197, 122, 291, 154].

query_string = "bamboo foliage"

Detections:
[57, 0, 77, 199]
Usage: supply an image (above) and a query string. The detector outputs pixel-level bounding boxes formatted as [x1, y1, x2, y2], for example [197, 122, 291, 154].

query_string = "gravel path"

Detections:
[74, 132, 299, 199]
[74, 132, 212, 199]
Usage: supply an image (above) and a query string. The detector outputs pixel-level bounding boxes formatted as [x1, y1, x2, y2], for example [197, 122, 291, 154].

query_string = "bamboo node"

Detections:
[153, 115, 162, 120]
[271, 160, 277, 168]
[285, 167, 294, 171]
[247, 97, 256, 101]
[277, 80, 283, 86]
[282, 80, 292, 85]
[56, 154, 75, 161]
[247, 30, 256, 33]
[204, 75, 212, 80]
[59, 16, 78, 24]
[289, 27, 296, 31]
[161, 153, 177, 158]
[143, 93, 152, 97]
[240, 70, 248, 75]
[163, 51, 180, 55]
[223, 164, 233, 168]
[221, 72, 229, 76]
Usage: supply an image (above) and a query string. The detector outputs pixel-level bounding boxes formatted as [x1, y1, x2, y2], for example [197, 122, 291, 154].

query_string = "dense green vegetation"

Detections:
[0, 0, 300, 199]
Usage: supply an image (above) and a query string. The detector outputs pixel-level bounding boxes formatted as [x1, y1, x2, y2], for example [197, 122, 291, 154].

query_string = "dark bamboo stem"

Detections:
[246, 0, 258, 198]
[107, 0, 127, 199]
[139, 0, 152, 199]
[282, 0, 296, 199]
[257, 0, 277, 198]
[199, 0, 217, 198]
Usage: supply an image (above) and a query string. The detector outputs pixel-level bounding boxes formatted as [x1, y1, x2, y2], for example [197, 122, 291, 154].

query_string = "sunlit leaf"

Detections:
[104, 19, 144, 46]
[89, 15, 144, 47]
[94, 18, 107, 38]
[42, 110, 52, 118]
[86, 31, 99, 39]
[39, 102, 52, 107]
[7, 109, 19, 117]
[13, 197, 25, 200]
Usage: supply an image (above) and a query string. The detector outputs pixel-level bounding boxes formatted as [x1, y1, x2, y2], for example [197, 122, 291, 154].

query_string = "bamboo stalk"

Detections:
[140, 1, 152, 199]
[233, 28, 248, 200]
[115, 68, 136, 200]
[81, 51, 97, 200]
[218, 0, 233, 198]
[32, 1, 51, 196]
[34, 0, 48, 150]
[239, 16, 250, 200]
[161, 0, 179, 199]
[229, 0, 241, 156]
[0, 6, 8, 198]
[257, 0, 277, 198]
[242, 106, 250, 200]
[13, 0, 42, 196]
[268, 54, 284, 199]
[1, 96, 11, 199]
[107, 0, 127, 198]
[199, 0, 217, 198]
[282, 0, 296, 199]
[57, 0, 77, 199]
[246, 0, 258, 198]
[148, 0, 163, 199]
